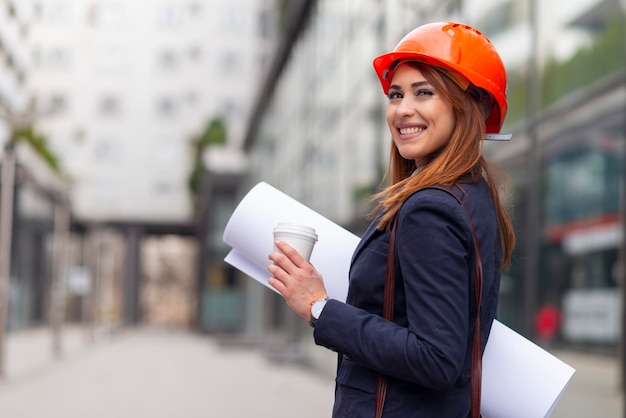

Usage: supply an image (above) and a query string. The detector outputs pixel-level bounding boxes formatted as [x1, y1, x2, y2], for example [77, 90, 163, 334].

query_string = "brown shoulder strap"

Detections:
[375, 186, 483, 418]
[374, 219, 398, 418]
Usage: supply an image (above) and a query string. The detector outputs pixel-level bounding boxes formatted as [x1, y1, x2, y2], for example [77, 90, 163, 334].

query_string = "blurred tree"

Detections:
[10, 124, 60, 172]
[506, 16, 625, 127]
[543, 17, 625, 108]
[188, 117, 228, 196]
[1, 102, 61, 173]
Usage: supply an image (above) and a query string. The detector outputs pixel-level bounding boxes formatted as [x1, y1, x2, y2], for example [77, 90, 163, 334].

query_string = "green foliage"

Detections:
[503, 77, 528, 130]
[199, 118, 227, 147]
[505, 16, 625, 127]
[11, 125, 61, 172]
[187, 161, 203, 196]
[542, 17, 626, 107]
[188, 117, 228, 195]
[277, 0, 290, 31]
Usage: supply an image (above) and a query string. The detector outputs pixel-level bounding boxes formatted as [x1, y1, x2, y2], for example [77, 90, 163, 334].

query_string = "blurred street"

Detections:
[0, 326, 622, 418]
[0, 327, 335, 418]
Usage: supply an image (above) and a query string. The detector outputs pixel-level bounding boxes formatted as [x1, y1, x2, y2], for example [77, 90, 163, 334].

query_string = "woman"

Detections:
[268, 21, 515, 417]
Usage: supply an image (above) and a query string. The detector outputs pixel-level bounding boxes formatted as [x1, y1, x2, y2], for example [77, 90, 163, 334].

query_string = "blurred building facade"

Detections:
[0, 0, 29, 114]
[27, 0, 274, 223]
[1, 0, 71, 336]
[478, 0, 625, 348]
[2, 0, 279, 333]
[220, 0, 625, 373]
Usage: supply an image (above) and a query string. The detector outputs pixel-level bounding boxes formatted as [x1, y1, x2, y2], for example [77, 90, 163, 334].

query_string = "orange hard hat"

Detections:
[373, 22, 508, 134]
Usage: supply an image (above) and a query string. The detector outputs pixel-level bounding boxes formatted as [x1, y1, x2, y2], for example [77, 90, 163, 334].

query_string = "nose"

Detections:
[396, 97, 415, 117]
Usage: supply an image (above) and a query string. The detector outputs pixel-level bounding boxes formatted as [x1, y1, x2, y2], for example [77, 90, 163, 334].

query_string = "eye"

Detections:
[416, 89, 434, 96]
[387, 91, 403, 100]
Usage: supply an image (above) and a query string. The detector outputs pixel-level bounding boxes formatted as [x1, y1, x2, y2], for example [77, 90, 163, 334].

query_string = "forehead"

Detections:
[389, 63, 428, 86]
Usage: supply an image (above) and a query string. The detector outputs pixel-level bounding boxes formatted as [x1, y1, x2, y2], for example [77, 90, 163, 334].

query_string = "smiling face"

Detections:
[386, 63, 456, 167]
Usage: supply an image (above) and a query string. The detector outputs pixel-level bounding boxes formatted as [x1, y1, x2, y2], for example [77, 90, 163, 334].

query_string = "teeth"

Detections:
[399, 127, 424, 135]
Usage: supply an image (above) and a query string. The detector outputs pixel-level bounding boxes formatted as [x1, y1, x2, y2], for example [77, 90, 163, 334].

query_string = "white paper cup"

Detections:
[273, 223, 318, 261]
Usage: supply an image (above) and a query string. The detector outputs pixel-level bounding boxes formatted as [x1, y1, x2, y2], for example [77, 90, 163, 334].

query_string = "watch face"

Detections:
[311, 300, 327, 319]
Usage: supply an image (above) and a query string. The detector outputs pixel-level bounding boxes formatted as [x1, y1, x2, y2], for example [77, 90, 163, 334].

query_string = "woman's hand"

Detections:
[268, 241, 328, 320]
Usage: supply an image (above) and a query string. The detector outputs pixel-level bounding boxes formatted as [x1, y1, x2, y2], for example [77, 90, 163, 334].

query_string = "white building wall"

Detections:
[26, 0, 275, 223]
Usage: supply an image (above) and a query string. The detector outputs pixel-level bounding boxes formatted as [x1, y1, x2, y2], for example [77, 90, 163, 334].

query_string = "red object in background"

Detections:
[536, 304, 562, 340]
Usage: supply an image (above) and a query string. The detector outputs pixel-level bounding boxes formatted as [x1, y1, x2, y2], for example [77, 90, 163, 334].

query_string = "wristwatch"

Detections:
[309, 297, 329, 328]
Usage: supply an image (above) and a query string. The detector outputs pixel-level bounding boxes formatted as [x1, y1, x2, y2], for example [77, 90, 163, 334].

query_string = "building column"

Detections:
[50, 202, 71, 358]
[0, 143, 16, 378]
[123, 225, 143, 325]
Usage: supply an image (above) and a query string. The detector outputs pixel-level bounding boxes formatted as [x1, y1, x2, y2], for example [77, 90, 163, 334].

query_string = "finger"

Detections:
[268, 276, 287, 295]
[268, 250, 291, 268]
[268, 260, 288, 278]
[268, 263, 294, 291]
[269, 248, 298, 274]
[274, 241, 308, 268]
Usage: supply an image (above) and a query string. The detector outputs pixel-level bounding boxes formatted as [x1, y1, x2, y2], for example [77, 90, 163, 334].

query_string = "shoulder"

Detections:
[396, 186, 469, 237]
[397, 181, 494, 233]
[399, 186, 465, 218]
[404, 181, 493, 211]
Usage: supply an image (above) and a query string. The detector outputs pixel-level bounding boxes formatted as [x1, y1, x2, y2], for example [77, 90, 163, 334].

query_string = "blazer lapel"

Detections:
[350, 220, 380, 266]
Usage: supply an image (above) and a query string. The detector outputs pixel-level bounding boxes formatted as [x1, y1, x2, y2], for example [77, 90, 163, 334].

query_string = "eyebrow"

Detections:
[388, 80, 430, 91]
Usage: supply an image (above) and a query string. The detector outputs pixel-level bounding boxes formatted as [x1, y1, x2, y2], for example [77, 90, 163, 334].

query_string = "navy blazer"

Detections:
[313, 180, 501, 417]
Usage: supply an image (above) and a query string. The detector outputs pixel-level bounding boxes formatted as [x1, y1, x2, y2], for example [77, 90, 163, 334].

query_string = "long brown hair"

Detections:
[371, 62, 515, 269]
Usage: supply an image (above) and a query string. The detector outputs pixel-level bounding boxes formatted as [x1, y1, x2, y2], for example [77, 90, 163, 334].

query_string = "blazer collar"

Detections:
[351, 219, 383, 266]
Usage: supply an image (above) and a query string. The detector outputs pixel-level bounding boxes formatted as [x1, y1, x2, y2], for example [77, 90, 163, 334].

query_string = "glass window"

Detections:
[152, 139, 178, 162]
[32, 47, 72, 69]
[153, 181, 175, 196]
[50, 94, 67, 112]
[189, 46, 202, 61]
[49, 47, 70, 68]
[158, 3, 185, 27]
[73, 128, 86, 143]
[158, 50, 179, 70]
[32, 2, 43, 20]
[188, 2, 202, 16]
[157, 97, 178, 117]
[99, 95, 120, 116]
[185, 90, 198, 106]
[259, 9, 277, 39]
[93, 140, 121, 163]
[46, 1, 72, 23]
[218, 5, 243, 31]
[544, 146, 617, 227]
[97, 47, 124, 72]
[89, 2, 125, 27]
[219, 51, 240, 73]
[32, 48, 42, 67]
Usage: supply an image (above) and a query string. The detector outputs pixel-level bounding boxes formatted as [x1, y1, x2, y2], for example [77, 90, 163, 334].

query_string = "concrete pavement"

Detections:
[550, 350, 623, 418]
[0, 326, 623, 418]
[0, 327, 335, 418]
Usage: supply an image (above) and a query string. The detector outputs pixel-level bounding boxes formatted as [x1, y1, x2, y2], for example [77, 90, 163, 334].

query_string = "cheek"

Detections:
[386, 107, 397, 131]
[385, 107, 393, 123]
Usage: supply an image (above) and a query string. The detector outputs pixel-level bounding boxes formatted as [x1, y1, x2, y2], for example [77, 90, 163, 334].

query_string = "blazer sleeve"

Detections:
[313, 189, 473, 389]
